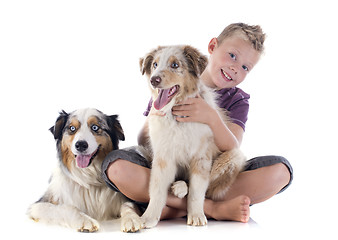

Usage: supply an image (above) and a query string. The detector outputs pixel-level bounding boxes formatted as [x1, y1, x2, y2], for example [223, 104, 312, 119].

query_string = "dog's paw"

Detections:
[27, 204, 40, 222]
[140, 215, 159, 229]
[171, 180, 188, 199]
[77, 214, 100, 233]
[187, 213, 207, 226]
[121, 215, 142, 233]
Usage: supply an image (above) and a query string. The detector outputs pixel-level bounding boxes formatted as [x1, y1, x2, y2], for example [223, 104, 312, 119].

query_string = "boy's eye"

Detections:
[229, 53, 236, 60]
[242, 65, 249, 71]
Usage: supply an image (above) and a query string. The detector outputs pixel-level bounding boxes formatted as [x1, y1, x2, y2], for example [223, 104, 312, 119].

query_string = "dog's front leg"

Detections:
[141, 156, 177, 228]
[120, 202, 142, 232]
[27, 202, 100, 232]
[187, 157, 212, 226]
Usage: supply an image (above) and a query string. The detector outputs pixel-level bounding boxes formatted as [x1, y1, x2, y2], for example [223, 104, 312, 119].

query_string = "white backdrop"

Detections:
[1, 0, 337, 239]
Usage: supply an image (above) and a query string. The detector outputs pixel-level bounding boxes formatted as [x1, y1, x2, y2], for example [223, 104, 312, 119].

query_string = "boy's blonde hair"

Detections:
[217, 23, 266, 53]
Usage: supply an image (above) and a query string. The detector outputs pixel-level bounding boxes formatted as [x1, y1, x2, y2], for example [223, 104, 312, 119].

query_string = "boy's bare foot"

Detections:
[209, 195, 251, 223]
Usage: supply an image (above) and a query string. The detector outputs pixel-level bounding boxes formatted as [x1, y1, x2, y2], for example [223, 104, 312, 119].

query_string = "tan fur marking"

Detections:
[179, 74, 198, 102]
[59, 118, 80, 171]
[69, 118, 81, 131]
[96, 134, 113, 160]
[168, 56, 179, 66]
[190, 158, 203, 176]
[61, 137, 74, 171]
[190, 157, 212, 179]
[49, 196, 59, 205]
[87, 116, 99, 127]
[155, 159, 167, 170]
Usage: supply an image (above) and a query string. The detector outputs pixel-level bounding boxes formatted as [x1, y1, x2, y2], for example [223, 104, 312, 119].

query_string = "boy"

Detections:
[102, 23, 293, 223]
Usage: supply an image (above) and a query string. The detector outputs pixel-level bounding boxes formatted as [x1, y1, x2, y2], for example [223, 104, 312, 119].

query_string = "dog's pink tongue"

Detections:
[76, 155, 91, 168]
[154, 89, 171, 110]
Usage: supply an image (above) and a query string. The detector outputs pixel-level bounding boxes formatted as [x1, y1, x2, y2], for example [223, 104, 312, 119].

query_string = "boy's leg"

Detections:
[203, 162, 291, 222]
[104, 154, 292, 222]
[105, 159, 249, 221]
[105, 158, 187, 220]
[106, 159, 151, 203]
[105, 155, 292, 203]
[223, 163, 291, 204]
[203, 156, 292, 222]
[227, 155, 293, 204]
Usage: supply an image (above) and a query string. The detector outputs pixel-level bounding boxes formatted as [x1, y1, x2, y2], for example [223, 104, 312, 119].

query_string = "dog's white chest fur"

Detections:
[148, 83, 219, 166]
[49, 164, 123, 220]
[148, 116, 214, 166]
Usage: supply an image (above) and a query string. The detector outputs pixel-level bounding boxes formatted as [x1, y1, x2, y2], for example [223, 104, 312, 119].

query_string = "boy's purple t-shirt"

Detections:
[143, 87, 250, 131]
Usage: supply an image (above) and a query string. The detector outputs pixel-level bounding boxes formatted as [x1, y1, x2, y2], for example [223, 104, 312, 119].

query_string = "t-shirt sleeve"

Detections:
[227, 97, 249, 131]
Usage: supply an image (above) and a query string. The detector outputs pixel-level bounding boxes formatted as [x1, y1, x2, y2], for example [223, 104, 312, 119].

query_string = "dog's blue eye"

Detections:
[91, 125, 99, 132]
[171, 62, 179, 69]
[69, 126, 76, 132]
[153, 62, 158, 69]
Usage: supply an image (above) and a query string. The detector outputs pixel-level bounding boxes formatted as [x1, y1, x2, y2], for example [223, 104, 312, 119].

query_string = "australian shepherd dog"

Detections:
[139, 45, 246, 228]
[27, 108, 142, 232]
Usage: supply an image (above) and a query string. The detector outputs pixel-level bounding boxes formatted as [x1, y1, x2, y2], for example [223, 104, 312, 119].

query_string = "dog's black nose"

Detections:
[75, 140, 88, 152]
[151, 76, 161, 87]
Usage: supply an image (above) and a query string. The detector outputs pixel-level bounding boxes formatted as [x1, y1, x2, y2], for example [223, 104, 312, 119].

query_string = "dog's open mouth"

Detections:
[75, 145, 101, 168]
[154, 85, 180, 110]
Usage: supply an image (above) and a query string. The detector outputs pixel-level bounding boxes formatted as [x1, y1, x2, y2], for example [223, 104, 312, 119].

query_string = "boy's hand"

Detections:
[172, 95, 216, 125]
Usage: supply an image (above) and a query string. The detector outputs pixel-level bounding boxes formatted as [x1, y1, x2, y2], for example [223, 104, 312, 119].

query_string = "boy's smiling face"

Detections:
[203, 36, 260, 89]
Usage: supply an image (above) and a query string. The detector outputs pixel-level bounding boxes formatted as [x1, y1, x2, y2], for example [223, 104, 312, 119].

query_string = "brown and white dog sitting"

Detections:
[139, 45, 246, 228]
[27, 108, 142, 232]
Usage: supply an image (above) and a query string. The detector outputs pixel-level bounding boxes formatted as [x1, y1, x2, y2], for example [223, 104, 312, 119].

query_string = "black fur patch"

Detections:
[104, 114, 125, 150]
[50, 110, 69, 141]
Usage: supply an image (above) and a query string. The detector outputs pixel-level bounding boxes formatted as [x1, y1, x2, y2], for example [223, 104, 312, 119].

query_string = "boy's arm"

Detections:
[208, 114, 243, 151]
[226, 122, 244, 145]
[172, 96, 243, 151]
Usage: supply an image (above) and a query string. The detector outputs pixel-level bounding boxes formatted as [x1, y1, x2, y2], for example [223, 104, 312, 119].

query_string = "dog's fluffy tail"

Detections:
[206, 149, 246, 200]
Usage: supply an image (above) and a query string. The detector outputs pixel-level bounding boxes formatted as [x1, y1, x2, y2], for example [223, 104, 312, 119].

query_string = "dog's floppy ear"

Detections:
[183, 45, 208, 77]
[140, 54, 154, 76]
[50, 110, 69, 140]
[140, 47, 163, 76]
[106, 115, 125, 149]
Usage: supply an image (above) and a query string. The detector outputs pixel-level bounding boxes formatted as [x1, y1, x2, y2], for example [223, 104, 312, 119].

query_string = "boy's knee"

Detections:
[106, 159, 128, 184]
[272, 163, 291, 187]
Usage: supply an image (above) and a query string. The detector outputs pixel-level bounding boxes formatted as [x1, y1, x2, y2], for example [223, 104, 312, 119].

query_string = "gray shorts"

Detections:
[101, 146, 293, 205]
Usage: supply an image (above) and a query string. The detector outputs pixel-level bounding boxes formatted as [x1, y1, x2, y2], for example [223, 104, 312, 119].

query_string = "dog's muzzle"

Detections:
[75, 140, 88, 152]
